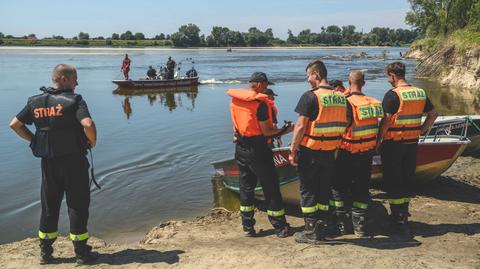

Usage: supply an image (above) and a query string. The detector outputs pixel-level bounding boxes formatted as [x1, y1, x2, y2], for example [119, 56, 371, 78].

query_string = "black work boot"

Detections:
[352, 212, 368, 237]
[335, 210, 354, 236]
[39, 239, 55, 265]
[276, 223, 294, 238]
[73, 240, 99, 265]
[242, 215, 256, 237]
[390, 213, 413, 241]
[294, 218, 327, 244]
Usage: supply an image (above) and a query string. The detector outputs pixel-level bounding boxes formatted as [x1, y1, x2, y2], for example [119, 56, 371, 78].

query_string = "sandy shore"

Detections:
[1, 156, 479, 269]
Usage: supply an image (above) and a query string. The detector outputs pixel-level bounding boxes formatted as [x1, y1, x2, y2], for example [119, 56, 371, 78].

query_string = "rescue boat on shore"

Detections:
[212, 135, 469, 204]
[428, 115, 480, 155]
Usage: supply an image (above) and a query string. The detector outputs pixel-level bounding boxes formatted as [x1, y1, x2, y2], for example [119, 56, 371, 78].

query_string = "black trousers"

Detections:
[297, 146, 336, 220]
[332, 149, 373, 215]
[235, 142, 287, 230]
[380, 140, 417, 214]
[40, 153, 91, 240]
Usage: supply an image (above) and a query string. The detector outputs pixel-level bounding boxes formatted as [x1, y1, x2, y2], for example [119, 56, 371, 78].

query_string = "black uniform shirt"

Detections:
[294, 86, 336, 120]
[382, 90, 434, 114]
[256, 102, 269, 121]
[16, 91, 91, 125]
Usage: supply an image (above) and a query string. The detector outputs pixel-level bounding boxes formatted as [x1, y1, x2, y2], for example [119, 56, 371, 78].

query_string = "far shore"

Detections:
[0, 45, 399, 51]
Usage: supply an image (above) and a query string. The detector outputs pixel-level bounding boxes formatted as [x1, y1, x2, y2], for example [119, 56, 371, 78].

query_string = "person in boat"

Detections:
[166, 56, 176, 79]
[331, 70, 384, 237]
[186, 67, 198, 78]
[289, 60, 348, 244]
[121, 54, 131, 80]
[263, 88, 281, 148]
[329, 80, 347, 94]
[227, 72, 294, 238]
[8, 64, 98, 264]
[146, 66, 157, 80]
[376, 62, 438, 240]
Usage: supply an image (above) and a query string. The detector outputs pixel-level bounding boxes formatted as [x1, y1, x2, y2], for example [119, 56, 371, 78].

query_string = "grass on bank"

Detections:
[411, 29, 480, 53]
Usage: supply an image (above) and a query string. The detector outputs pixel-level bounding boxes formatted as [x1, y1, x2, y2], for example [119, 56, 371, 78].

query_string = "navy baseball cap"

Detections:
[249, 72, 274, 85]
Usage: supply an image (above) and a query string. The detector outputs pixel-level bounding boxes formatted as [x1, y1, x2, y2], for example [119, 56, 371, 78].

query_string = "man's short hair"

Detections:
[349, 70, 365, 84]
[306, 60, 327, 79]
[329, 80, 344, 88]
[386, 62, 406, 78]
[51, 64, 76, 83]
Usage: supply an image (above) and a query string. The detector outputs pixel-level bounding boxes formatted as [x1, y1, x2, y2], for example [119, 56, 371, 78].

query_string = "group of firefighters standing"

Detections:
[227, 60, 438, 243]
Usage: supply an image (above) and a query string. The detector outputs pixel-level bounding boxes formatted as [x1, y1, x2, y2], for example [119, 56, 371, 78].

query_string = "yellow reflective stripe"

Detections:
[353, 201, 368, 209]
[389, 198, 407, 205]
[70, 232, 89, 241]
[352, 128, 378, 137]
[301, 206, 318, 214]
[317, 203, 329, 211]
[329, 200, 344, 208]
[395, 119, 421, 125]
[38, 231, 59, 239]
[267, 209, 285, 217]
[240, 205, 255, 212]
[403, 198, 411, 203]
[313, 126, 347, 134]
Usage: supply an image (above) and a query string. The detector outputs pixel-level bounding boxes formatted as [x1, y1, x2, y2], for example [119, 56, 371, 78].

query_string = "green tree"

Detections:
[297, 29, 312, 44]
[78, 32, 89, 40]
[287, 29, 299, 44]
[134, 32, 145, 40]
[120, 31, 134, 40]
[0, 32, 4, 39]
[111, 33, 120, 40]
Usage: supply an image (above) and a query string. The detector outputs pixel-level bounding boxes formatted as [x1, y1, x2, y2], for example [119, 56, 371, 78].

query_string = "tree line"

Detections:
[405, 0, 480, 37]
[0, 24, 419, 47]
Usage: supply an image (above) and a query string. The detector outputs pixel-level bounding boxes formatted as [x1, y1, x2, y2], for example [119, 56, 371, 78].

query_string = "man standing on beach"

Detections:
[376, 62, 438, 240]
[289, 60, 347, 244]
[121, 54, 131, 80]
[227, 72, 294, 238]
[331, 71, 383, 237]
[9, 64, 98, 264]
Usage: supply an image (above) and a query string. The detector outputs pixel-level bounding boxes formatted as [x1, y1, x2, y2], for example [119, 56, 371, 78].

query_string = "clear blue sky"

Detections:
[0, 0, 411, 39]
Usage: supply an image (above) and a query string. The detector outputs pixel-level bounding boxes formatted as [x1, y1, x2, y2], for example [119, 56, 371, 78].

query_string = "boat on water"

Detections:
[112, 76, 199, 89]
[429, 115, 480, 155]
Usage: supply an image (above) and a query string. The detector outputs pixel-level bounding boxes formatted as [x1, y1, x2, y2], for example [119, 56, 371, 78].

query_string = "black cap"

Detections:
[264, 88, 277, 96]
[249, 72, 274, 85]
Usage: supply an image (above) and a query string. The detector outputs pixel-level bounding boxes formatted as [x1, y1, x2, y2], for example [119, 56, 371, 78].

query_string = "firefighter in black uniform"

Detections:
[9, 64, 98, 265]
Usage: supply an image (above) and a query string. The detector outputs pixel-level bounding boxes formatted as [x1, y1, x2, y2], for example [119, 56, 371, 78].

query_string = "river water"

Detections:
[1, 47, 479, 244]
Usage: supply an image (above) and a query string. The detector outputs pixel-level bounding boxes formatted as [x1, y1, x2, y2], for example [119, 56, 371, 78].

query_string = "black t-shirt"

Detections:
[256, 102, 269, 121]
[294, 86, 336, 120]
[382, 89, 434, 114]
[16, 94, 91, 125]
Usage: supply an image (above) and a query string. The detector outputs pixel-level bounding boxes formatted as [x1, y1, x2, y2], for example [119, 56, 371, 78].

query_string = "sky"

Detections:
[0, 0, 412, 39]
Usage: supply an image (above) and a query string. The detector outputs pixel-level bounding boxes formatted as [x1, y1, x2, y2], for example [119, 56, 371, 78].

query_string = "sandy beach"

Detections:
[1, 156, 479, 269]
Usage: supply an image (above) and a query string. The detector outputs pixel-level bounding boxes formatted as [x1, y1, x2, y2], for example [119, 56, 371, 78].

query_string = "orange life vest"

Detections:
[300, 88, 348, 151]
[384, 85, 426, 143]
[227, 89, 272, 139]
[340, 94, 384, 153]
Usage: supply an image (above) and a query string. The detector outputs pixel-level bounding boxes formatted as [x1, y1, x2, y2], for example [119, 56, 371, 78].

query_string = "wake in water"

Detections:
[200, 79, 242, 85]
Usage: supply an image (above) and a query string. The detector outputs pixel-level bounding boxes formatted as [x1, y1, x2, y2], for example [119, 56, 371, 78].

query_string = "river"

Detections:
[1, 47, 479, 244]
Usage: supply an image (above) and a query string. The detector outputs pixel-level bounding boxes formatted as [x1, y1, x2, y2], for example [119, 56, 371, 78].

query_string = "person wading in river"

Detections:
[9, 64, 98, 265]
[376, 62, 438, 240]
[227, 72, 294, 238]
[289, 60, 348, 244]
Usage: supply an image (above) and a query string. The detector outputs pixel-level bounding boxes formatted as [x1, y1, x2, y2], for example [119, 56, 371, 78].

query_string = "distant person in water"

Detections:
[186, 67, 198, 78]
[329, 80, 347, 94]
[166, 56, 176, 79]
[121, 54, 131, 80]
[146, 66, 157, 80]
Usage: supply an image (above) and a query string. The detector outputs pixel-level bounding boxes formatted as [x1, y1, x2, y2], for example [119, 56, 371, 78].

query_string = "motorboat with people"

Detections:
[211, 117, 473, 204]
[112, 57, 199, 89]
